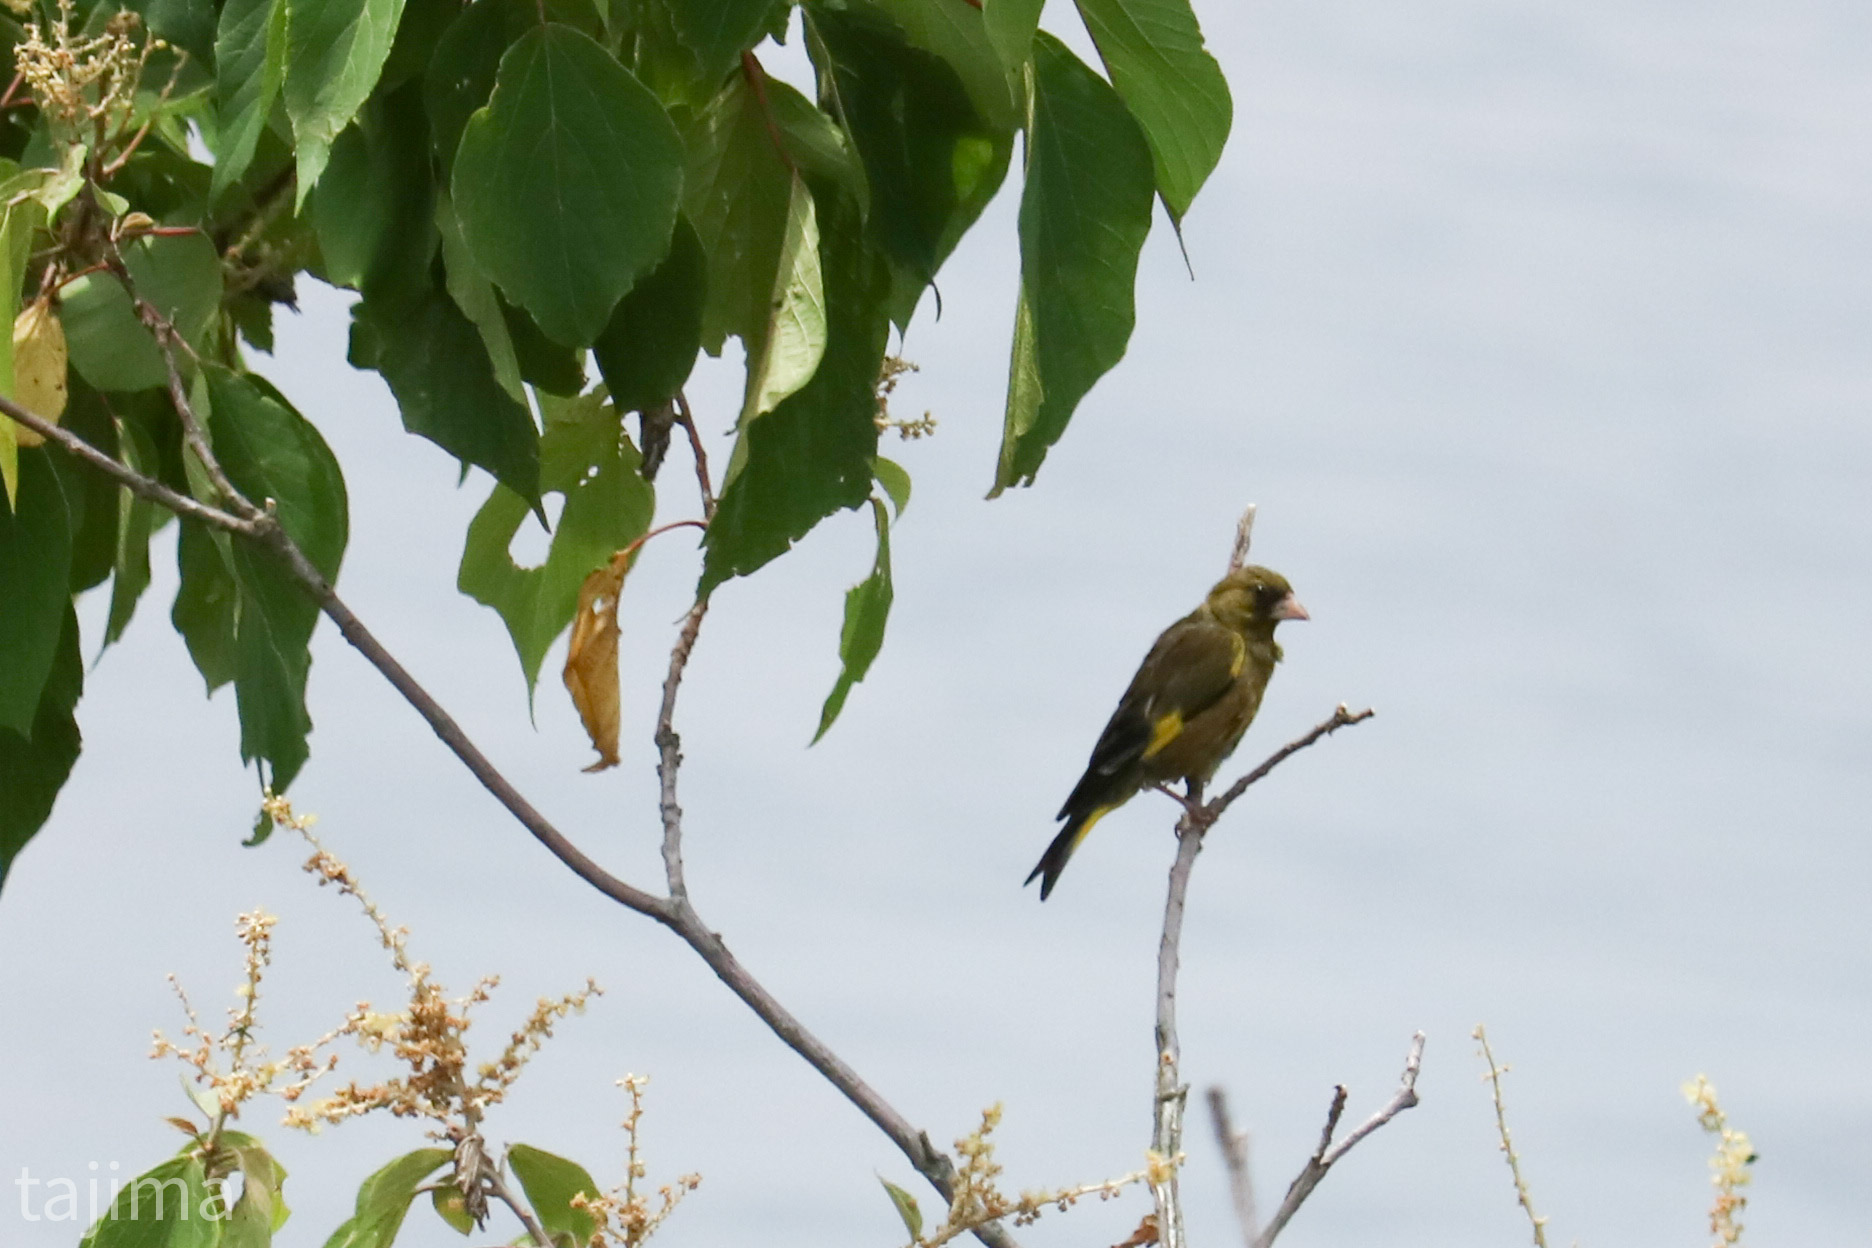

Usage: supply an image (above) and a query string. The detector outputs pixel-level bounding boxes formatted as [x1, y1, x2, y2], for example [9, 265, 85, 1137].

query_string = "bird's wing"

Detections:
[1079, 617, 1245, 782]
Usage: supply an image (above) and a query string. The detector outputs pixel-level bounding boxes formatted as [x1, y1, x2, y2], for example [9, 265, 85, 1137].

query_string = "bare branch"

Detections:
[1474, 1025, 1550, 1247]
[656, 598, 708, 902]
[1227, 504, 1257, 574]
[1148, 788, 1207, 1248]
[1206, 704, 1376, 823]
[0, 395, 258, 535]
[1252, 1032, 1425, 1248]
[108, 246, 259, 523]
[673, 389, 714, 519]
[484, 1165, 554, 1247]
[1206, 1086, 1259, 1246]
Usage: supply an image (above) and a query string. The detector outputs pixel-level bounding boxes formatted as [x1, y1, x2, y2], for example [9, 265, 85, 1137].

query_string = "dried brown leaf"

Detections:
[564, 551, 630, 771]
[1112, 1213, 1159, 1248]
[12, 296, 67, 447]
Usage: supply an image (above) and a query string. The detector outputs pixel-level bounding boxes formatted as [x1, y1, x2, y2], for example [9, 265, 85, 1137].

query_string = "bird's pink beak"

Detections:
[1272, 594, 1310, 622]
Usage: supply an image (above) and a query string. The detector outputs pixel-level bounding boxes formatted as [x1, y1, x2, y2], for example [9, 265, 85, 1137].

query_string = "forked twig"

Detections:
[1252, 1032, 1425, 1247]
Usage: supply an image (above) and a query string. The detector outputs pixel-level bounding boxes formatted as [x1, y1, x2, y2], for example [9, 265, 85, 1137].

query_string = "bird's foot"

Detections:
[1152, 783, 1216, 831]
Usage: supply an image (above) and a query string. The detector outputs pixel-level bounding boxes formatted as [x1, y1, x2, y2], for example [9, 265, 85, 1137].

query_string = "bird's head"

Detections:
[1205, 565, 1309, 636]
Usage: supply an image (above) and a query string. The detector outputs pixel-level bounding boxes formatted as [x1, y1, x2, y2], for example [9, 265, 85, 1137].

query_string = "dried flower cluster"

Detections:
[913, 1105, 1157, 1248]
[569, 1076, 702, 1247]
[1683, 1074, 1754, 1246]
[875, 356, 936, 439]
[258, 795, 602, 1142]
[149, 909, 340, 1132]
[13, 0, 167, 146]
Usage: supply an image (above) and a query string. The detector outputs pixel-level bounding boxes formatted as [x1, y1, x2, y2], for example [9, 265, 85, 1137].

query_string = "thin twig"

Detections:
[1474, 1025, 1550, 1248]
[107, 243, 255, 520]
[0, 396, 257, 534]
[484, 1166, 553, 1248]
[1149, 782, 1206, 1248]
[673, 389, 714, 519]
[1227, 504, 1257, 575]
[1205, 705, 1376, 823]
[655, 598, 708, 903]
[1252, 1032, 1425, 1248]
[1206, 1087, 1259, 1246]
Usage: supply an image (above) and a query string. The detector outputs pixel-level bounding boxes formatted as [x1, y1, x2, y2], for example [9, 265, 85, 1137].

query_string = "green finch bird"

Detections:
[1027, 565, 1309, 899]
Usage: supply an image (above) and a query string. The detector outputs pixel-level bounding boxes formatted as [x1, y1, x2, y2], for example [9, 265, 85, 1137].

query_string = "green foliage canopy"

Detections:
[0, 0, 1232, 890]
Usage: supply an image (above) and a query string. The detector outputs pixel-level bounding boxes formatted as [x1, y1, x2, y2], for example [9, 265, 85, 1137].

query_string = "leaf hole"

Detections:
[508, 494, 565, 567]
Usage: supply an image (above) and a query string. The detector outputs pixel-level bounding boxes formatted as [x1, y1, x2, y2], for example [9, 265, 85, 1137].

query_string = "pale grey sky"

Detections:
[4, 0, 1869, 1244]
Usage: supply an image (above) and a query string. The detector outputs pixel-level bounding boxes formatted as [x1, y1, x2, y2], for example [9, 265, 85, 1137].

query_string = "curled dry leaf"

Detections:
[12, 296, 68, 447]
[564, 550, 631, 772]
[1112, 1213, 1159, 1248]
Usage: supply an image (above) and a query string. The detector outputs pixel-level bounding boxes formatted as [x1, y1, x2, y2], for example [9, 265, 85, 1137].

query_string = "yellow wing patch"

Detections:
[1142, 710, 1184, 759]
[1228, 631, 1247, 678]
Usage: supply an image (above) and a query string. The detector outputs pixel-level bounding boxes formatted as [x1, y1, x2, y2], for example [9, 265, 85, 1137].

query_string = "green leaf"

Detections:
[222, 1135, 291, 1244]
[211, 0, 288, 198]
[981, 0, 1044, 70]
[453, 23, 685, 346]
[348, 286, 542, 508]
[0, 187, 44, 509]
[428, 1185, 473, 1236]
[60, 384, 122, 593]
[0, 450, 74, 735]
[61, 235, 224, 393]
[172, 518, 240, 694]
[284, 0, 409, 203]
[80, 1155, 219, 1248]
[203, 368, 349, 791]
[872, 455, 909, 517]
[135, 0, 219, 72]
[309, 82, 437, 300]
[319, 1148, 451, 1248]
[435, 190, 526, 404]
[0, 603, 80, 895]
[809, 5, 1012, 309]
[1074, 0, 1230, 223]
[499, 299, 588, 397]
[681, 73, 794, 355]
[506, 1144, 601, 1247]
[879, 1176, 923, 1242]
[701, 191, 889, 591]
[738, 174, 825, 427]
[814, 496, 892, 741]
[423, 0, 531, 176]
[379, 0, 463, 91]
[459, 394, 655, 700]
[102, 418, 161, 651]
[991, 35, 1154, 495]
[592, 216, 705, 413]
[667, 0, 778, 84]
[865, 0, 1019, 130]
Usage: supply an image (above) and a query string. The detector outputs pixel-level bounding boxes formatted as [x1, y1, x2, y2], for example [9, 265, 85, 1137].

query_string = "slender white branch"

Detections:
[1227, 504, 1258, 574]
[1252, 1032, 1425, 1248]
[1149, 793, 1207, 1248]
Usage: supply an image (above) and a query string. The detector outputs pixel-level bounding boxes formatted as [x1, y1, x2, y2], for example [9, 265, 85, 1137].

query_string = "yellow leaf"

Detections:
[12, 296, 68, 448]
[563, 551, 630, 772]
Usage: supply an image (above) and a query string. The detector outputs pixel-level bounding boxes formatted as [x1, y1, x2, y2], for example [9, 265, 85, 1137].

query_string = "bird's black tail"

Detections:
[1025, 804, 1115, 900]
